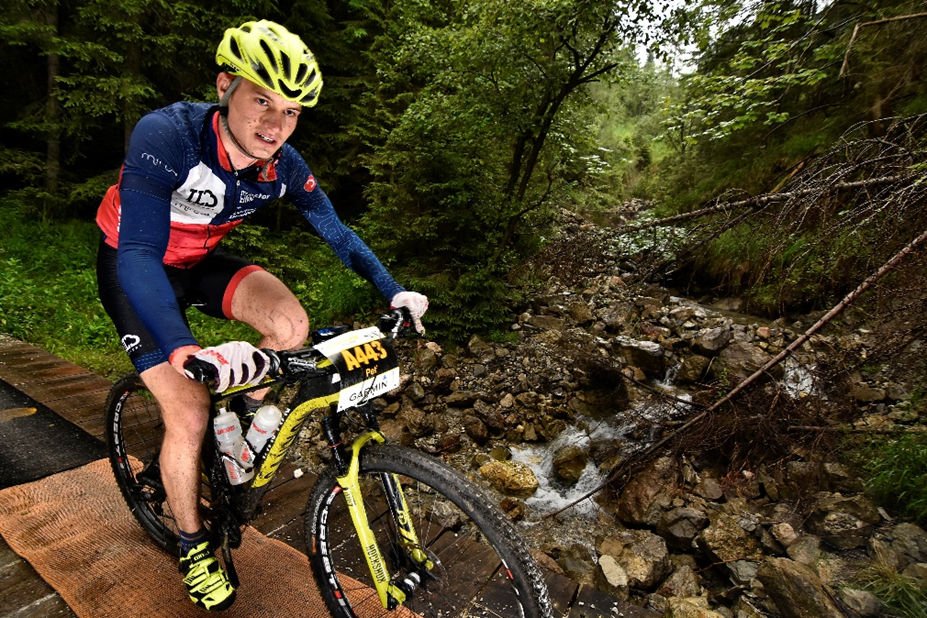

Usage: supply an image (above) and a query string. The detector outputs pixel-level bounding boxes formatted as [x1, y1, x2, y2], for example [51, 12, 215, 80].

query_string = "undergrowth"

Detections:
[0, 200, 383, 378]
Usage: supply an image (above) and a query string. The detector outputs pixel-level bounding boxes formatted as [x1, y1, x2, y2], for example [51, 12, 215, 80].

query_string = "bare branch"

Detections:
[840, 12, 927, 77]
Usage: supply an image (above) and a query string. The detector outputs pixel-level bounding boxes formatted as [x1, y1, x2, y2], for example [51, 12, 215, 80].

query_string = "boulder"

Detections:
[615, 456, 678, 526]
[477, 460, 539, 498]
[657, 507, 709, 551]
[756, 557, 843, 617]
[598, 529, 672, 590]
[806, 493, 880, 550]
[552, 444, 588, 484]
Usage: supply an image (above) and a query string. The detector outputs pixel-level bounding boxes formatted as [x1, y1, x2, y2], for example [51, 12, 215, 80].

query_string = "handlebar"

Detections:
[183, 308, 419, 387]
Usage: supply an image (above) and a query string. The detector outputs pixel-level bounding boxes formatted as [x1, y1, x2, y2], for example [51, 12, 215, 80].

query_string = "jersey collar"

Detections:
[211, 111, 279, 182]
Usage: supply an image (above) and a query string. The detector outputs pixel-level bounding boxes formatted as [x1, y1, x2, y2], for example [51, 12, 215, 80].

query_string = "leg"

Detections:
[139, 361, 211, 533]
[227, 269, 309, 351]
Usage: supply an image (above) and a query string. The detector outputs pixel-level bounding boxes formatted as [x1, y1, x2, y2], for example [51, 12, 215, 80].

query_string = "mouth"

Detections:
[256, 132, 276, 145]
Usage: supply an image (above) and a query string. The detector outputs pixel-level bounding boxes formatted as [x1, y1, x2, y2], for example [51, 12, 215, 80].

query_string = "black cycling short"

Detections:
[96, 239, 263, 372]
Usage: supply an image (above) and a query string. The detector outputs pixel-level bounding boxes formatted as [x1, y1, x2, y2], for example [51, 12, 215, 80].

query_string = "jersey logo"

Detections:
[304, 174, 317, 192]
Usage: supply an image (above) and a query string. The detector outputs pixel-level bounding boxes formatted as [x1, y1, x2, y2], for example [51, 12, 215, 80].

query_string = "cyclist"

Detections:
[95, 19, 428, 611]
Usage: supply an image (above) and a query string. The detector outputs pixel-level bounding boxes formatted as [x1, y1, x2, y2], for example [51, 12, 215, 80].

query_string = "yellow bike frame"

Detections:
[225, 379, 434, 609]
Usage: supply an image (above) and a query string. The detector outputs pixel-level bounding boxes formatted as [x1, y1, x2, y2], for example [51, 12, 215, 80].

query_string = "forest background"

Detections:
[1, 0, 924, 372]
[2, 0, 927, 609]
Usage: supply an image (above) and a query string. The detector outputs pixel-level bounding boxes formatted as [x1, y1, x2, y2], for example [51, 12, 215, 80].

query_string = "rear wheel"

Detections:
[105, 374, 214, 554]
[305, 443, 553, 617]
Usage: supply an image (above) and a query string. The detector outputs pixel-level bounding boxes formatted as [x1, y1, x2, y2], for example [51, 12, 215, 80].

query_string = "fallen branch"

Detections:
[621, 176, 905, 232]
[840, 12, 927, 77]
[546, 226, 927, 519]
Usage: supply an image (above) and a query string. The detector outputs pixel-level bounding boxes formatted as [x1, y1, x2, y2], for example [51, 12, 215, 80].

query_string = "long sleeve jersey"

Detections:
[96, 102, 403, 357]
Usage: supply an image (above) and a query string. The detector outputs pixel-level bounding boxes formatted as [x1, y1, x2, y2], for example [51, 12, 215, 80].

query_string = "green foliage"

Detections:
[220, 223, 383, 328]
[855, 431, 927, 525]
[0, 199, 130, 377]
[855, 563, 927, 618]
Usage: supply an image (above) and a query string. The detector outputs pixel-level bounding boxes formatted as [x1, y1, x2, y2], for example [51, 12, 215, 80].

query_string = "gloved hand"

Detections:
[390, 291, 429, 333]
[186, 341, 270, 392]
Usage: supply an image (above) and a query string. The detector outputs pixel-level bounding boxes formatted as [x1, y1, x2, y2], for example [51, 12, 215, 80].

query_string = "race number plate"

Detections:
[314, 327, 400, 411]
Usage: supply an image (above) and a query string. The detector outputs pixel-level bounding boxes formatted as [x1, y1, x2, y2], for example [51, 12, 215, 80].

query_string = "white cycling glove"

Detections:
[390, 291, 429, 333]
[188, 341, 270, 392]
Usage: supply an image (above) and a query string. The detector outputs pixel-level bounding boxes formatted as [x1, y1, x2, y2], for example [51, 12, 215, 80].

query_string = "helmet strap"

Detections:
[218, 113, 261, 166]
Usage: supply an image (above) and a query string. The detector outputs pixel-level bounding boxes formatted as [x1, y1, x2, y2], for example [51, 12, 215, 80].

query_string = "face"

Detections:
[216, 73, 301, 162]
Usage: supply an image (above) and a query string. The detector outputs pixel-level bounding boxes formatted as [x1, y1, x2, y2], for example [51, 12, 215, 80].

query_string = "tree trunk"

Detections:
[44, 6, 60, 220]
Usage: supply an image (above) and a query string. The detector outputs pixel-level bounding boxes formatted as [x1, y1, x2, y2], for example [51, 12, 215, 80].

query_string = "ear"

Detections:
[216, 72, 234, 100]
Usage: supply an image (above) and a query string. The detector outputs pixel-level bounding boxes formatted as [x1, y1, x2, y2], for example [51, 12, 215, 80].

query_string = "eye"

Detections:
[284, 108, 301, 118]
[255, 96, 269, 107]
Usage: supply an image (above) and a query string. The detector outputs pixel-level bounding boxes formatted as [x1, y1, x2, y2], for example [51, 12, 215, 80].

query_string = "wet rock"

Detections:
[713, 341, 780, 384]
[615, 456, 678, 526]
[806, 493, 880, 550]
[665, 596, 726, 618]
[568, 387, 628, 418]
[837, 588, 882, 617]
[598, 529, 672, 590]
[462, 415, 489, 445]
[657, 507, 709, 551]
[552, 444, 588, 484]
[676, 354, 711, 384]
[477, 460, 539, 497]
[615, 336, 666, 379]
[691, 326, 732, 355]
[757, 557, 843, 617]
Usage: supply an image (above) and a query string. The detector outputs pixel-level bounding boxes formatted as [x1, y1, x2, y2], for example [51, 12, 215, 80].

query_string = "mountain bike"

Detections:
[105, 309, 553, 617]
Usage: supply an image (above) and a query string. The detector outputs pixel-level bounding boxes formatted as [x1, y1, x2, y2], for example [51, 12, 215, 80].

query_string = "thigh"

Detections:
[97, 240, 170, 372]
[188, 250, 308, 349]
[229, 269, 309, 350]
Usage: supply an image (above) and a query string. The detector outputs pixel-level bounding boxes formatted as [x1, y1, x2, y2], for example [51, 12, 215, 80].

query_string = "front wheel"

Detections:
[305, 444, 553, 618]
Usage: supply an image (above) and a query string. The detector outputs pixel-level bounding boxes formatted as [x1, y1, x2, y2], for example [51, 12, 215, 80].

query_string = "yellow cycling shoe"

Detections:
[179, 541, 236, 611]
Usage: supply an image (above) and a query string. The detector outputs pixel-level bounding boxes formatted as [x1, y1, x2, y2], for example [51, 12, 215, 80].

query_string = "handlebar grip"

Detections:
[183, 350, 281, 386]
[379, 307, 421, 339]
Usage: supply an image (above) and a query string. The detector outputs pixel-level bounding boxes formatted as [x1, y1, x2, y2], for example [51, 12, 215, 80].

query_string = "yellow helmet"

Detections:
[216, 20, 323, 107]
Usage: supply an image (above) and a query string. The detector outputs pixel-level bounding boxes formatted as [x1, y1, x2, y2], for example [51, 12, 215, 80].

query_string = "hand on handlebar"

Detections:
[183, 341, 271, 392]
[390, 291, 428, 334]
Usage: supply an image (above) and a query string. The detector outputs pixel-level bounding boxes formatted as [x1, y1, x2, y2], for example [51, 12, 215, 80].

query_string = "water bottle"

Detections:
[214, 408, 254, 485]
[245, 404, 283, 454]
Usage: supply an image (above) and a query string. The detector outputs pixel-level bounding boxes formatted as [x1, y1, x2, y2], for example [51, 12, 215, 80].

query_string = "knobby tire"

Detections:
[305, 443, 553, 618]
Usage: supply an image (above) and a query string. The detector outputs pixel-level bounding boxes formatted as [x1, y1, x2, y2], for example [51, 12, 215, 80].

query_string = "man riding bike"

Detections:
[95, 19, 428, 611]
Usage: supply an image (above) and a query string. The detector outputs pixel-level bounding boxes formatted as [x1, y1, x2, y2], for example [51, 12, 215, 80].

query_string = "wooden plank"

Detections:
[544, 568, 580, 617]
[0, 537, 76, 617]
[0, 359, 93, 383]
[16, 375, 111, 401]
[253, 472, 315, 536]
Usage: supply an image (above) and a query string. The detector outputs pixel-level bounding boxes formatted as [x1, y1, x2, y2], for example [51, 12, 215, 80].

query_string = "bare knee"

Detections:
[272, 302, 309, 349]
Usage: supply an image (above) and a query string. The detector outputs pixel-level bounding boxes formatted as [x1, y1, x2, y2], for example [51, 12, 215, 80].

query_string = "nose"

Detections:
[262, 110, 284, 133]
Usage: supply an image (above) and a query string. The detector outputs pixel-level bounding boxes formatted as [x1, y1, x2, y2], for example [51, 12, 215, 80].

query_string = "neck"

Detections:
[219, 114, 261, 169]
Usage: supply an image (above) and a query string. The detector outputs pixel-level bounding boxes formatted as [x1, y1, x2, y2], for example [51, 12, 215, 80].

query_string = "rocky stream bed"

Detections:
[296, 210, 927, 617]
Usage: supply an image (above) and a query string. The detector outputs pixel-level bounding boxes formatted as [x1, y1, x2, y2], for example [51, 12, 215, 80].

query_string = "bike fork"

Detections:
[324, 412, 433, 610]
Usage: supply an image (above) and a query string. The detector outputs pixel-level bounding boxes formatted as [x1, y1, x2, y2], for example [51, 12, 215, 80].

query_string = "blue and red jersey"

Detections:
[96, 102, 403, 358]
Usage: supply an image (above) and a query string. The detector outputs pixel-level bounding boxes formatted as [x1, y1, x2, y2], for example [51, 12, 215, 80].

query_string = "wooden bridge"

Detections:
[0, 336, 654, 617]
